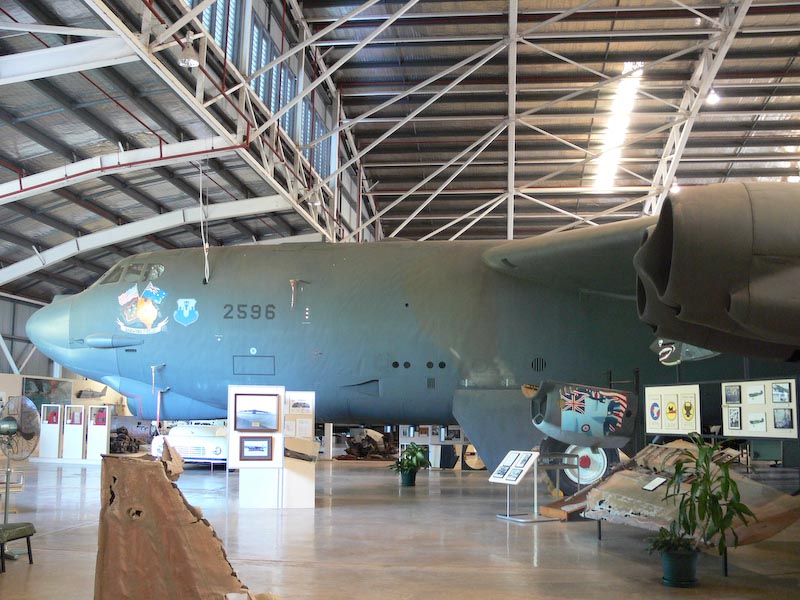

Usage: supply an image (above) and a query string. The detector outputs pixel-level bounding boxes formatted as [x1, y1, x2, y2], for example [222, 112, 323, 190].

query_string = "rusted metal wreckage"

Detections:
[94, 444, 279, 600]
[570, 441, 800, 548]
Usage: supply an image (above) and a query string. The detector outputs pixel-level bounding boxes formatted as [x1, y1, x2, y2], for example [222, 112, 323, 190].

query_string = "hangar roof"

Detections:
[1, 0, 798, 301]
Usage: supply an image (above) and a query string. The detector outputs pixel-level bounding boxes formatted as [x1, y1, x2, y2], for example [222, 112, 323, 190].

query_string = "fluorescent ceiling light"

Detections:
[594, 62, 643, 190]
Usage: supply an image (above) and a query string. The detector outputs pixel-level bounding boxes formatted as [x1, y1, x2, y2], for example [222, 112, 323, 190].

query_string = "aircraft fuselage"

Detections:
[27, 240, 661, 423]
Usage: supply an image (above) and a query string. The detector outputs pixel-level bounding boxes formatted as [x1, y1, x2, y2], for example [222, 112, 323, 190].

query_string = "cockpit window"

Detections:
[143, 264, 164, 281]
[98, 264, 123, 285]
[122, 263, 143, 283]
[97, 262, 165, 285]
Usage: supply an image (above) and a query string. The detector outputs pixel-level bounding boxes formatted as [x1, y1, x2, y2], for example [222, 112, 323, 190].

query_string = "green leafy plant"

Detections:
[390, 442, 431, 473]
[647, 433, 756, 556]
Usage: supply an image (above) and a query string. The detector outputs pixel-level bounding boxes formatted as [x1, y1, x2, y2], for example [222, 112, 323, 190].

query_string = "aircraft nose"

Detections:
[26, 299, 71, 355]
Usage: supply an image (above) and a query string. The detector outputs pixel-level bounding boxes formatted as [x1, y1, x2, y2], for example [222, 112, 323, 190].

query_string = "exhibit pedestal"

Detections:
[86, 405, 110, 460]
[62, 405, 85, 460]
[39, 404, 62, 458]
[239, 469, 281, 509]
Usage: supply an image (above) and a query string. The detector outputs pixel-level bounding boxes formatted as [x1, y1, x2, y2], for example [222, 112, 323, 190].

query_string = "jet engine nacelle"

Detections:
[634, 182, 800, 361]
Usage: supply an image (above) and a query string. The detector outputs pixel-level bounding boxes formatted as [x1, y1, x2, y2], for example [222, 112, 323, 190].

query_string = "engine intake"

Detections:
[634, 182, 800, 360]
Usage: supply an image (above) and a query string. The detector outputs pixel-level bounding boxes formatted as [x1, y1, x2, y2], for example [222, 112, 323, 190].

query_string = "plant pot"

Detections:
[400, 470, 417, 487]
[660, 549, 699, 588]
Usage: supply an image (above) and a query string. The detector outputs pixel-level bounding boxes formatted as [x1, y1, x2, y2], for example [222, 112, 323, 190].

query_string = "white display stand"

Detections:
[282, 391, 317, 509]
[39, 403, 62, 458]
[228, 385, 285, 509]
[489, 450, 539, 522]
[62, 405, 86, 460]
[86, 405, 111, 459]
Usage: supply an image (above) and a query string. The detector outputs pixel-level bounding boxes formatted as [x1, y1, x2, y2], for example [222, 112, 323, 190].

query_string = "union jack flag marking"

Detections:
[561, 391, 586, 414]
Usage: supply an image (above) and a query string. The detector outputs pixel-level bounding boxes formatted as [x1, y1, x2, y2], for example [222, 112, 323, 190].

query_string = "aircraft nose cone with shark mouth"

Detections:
[26, 299, 71, 360]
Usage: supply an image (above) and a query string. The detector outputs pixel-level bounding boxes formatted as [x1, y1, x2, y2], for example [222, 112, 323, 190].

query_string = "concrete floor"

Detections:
[1, 459, 799, 599]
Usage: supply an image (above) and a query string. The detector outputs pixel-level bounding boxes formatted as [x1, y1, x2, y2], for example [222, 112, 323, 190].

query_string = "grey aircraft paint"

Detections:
[25, 183, 800, 432]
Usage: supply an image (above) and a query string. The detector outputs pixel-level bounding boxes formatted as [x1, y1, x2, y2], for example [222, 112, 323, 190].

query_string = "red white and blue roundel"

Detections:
[649, 402, 661, 421]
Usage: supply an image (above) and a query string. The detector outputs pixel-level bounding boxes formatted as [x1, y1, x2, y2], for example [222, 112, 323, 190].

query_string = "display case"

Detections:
[39, 403, 62, 458]
[62, 405, 85, 460]
[86, 405, 110, 459]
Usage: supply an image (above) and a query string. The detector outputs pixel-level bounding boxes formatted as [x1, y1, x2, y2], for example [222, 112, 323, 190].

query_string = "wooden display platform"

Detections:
[538, 488, 590, 521]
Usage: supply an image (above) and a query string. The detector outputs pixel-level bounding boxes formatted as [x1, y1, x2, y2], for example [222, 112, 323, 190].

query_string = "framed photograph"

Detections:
[747, 384, 766, 405]
[774, 408, 793, 430]
[505, 467, 523, 482]
[66, 406, 83, 425]
[90, 406, 107, 426]
[418, 426, 430, 436]
[772, 382, 792, 404]
[240, 436, 273, 461]
[725, 385, 741, 404]
[515, 453, 533, 468]
[727, 406, 741, 431]
[748, 411, 767, 432]
[234, 393, 279, 432]
[446, 426, 461, 441]
[22, 376, 73, 412]
[431, 425, 440, 437]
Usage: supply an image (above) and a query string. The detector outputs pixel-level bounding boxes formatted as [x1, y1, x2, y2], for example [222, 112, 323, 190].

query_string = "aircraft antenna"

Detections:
[197, 161, 211, 284]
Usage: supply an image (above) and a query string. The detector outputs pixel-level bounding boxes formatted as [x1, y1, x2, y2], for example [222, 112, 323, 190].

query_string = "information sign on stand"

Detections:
[721, 378, 798, 439]
[62, 405, 85, 459]
[490, 450, 540, 522]
[39, 403, 62, 458]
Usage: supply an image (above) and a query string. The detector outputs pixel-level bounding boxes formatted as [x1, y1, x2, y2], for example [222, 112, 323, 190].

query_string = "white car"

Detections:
[151, 424, 227, 464]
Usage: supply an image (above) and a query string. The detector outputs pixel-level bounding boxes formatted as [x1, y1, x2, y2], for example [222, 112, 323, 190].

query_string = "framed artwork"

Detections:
[240, 436, 273, 461]
[727, 406, 741, 431]
[418, 426, 430, 436]
[66, 406, 83, 425]
[431, 425, 440, 437]
[772, 382, 792, 404]
[90, 406, 107, 426]
[774, 408, 793, 430]
[234, 393, 279, 432]
[724, 385, 741, 404]
[43, 404, 60, 425]
[747, 412, 767, 432]
[747, 384, 766, 405]
[22, 376, 73, 412]
[446, 426, 461, 441]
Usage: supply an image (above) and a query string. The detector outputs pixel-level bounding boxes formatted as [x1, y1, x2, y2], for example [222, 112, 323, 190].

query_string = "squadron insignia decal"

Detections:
[117, 283, 169, 335]
[174, 298, 199, 327]
[559, 387, 629, 437]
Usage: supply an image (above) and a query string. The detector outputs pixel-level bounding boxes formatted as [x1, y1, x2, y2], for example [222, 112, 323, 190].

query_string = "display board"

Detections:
[645, 384, 701, 435]
[721, 378, 797, 439]
[86, 405, 111, 459]
[488, 450, 538, 485]
[39, 403, 62, 458]
[62, 405, 85, 460]
[399, 424, 468, 446]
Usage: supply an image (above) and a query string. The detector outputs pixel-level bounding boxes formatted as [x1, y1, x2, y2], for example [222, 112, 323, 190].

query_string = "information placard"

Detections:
[489, 450, 539, 485]
[645, 384, 701, 435]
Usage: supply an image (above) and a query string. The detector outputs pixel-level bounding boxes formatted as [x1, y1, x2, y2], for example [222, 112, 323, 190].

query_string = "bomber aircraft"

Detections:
[24, 182, 800, 489]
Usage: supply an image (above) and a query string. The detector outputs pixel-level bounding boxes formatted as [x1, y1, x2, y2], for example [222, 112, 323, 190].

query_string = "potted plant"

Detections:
[646, 433, 756, 587]
[390, 442, 430, 486]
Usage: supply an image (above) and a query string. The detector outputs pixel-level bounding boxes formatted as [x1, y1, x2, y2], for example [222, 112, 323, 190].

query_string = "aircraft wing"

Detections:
[482, 217, 656, 296]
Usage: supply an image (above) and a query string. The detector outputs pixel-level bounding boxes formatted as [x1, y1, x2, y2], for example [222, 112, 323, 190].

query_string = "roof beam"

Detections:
[0, 21, 117, 38]
[0, 195, 290, 286]
[0, 37, 138, 86]
[0, 136, 239, 204]
[645, 0, 753, 214]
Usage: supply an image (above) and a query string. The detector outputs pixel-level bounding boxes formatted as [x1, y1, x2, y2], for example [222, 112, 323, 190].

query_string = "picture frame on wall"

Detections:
[747, 384, 766, 405]
[234, 393, 280, 432]
[727, 406, 741, 430]
[774, 408, 794, 430]
[240, 436, 273, 461]
[772, 382, 792, 404]
[748, 412, 767, 432]
[725, 385, 741, 404]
